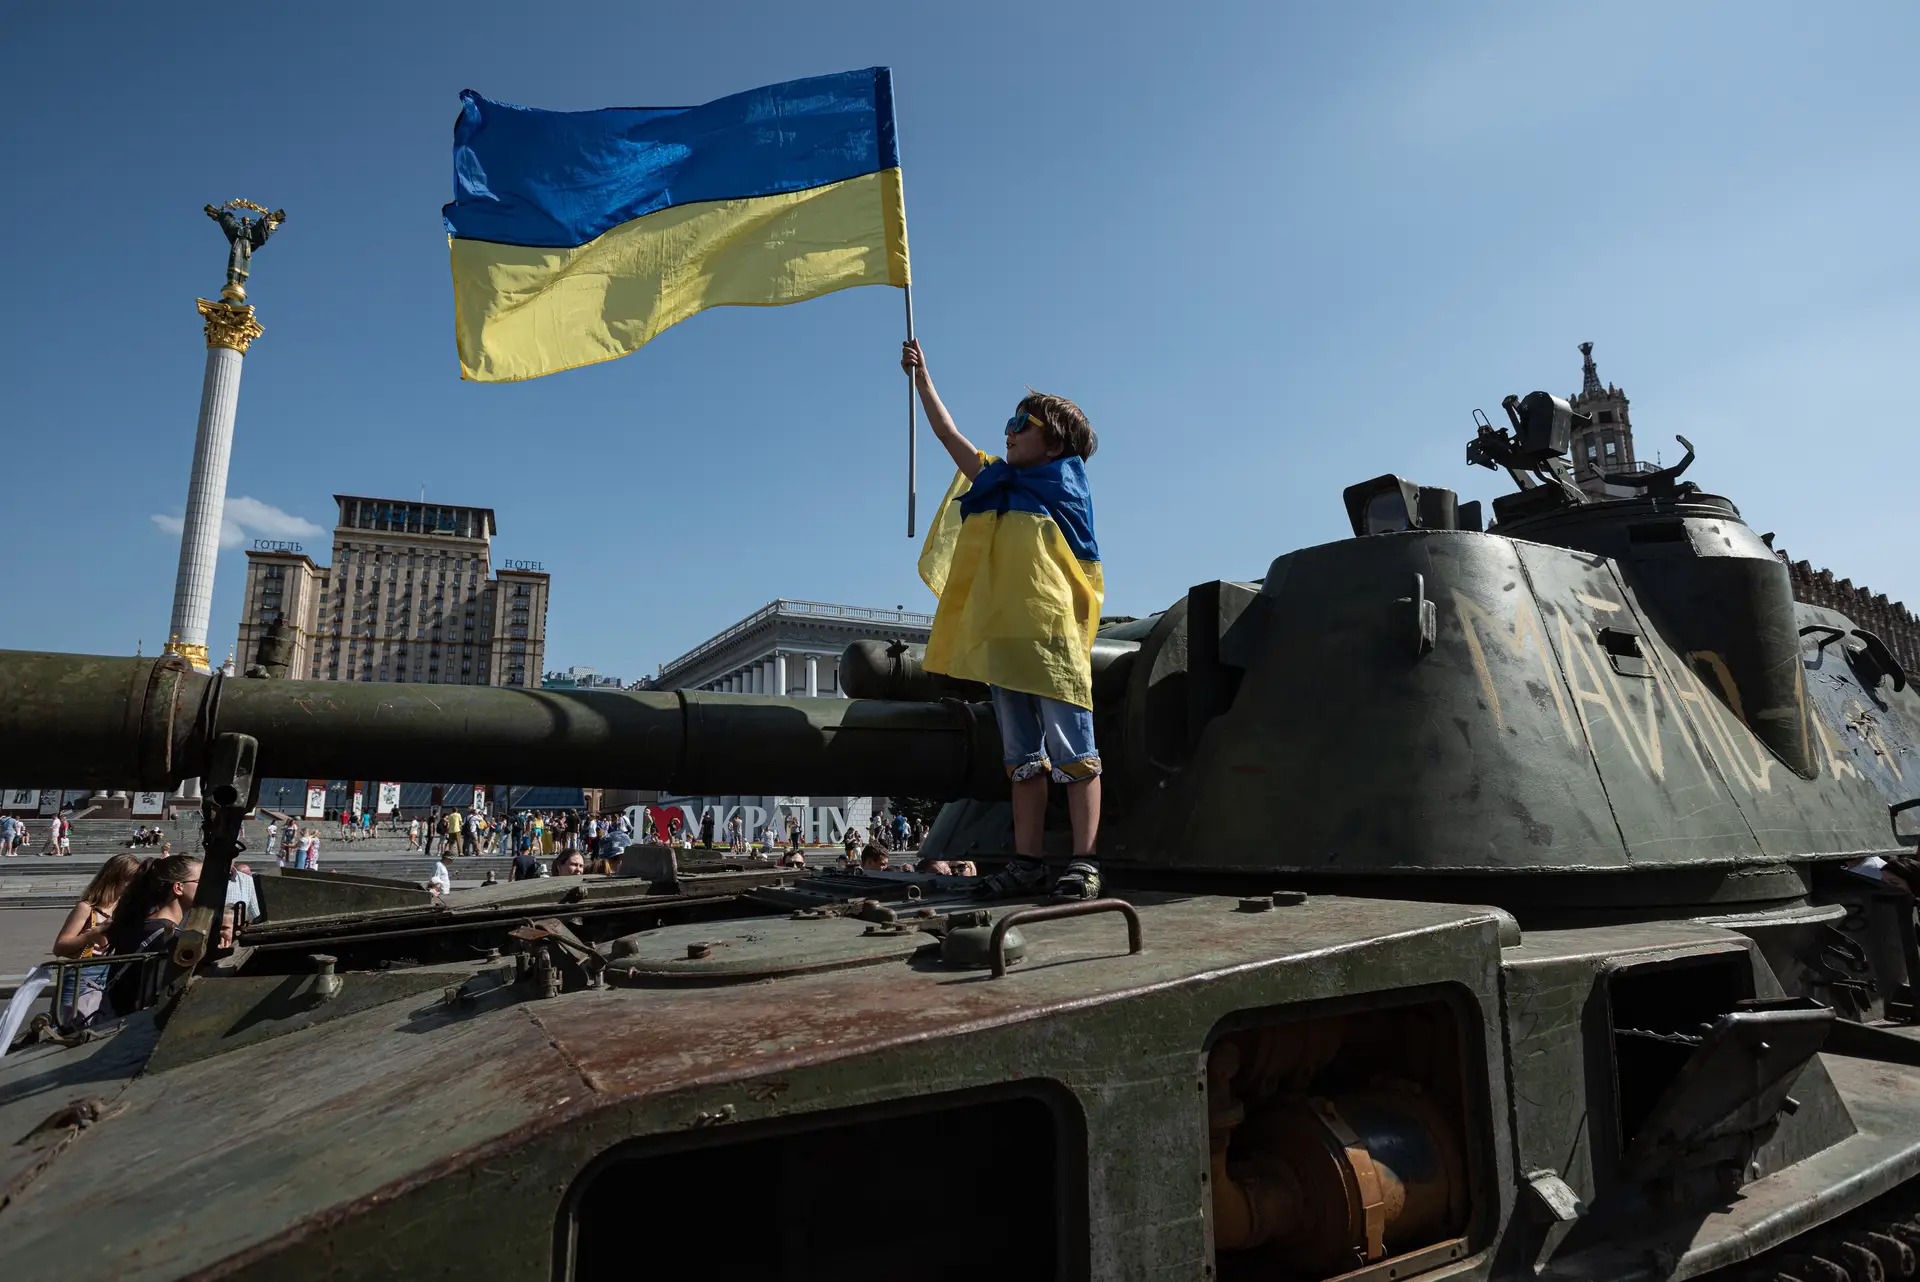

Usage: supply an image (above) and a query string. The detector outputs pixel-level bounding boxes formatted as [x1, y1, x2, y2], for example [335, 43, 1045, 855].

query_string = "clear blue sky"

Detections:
[3, 3, 1916, 677]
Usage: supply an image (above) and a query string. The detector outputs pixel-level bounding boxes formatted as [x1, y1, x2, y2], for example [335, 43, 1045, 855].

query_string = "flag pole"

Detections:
[905, 283, 917, 537]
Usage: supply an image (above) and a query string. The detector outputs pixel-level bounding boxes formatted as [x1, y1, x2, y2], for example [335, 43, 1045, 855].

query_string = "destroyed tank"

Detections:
[3, 385, 1920, 1282]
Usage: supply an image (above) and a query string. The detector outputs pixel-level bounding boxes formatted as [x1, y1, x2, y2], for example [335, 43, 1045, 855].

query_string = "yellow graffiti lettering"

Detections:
[1816, 708, 1863, 781]
[1452, 588, 1577, 745]
[1639, 650, 1712, 779]
[1558, 613, 1647, 775]
[1688, 651, 1749, 725]
[1595, 644, 1667, 783]
[1672, 657, 1775, 792]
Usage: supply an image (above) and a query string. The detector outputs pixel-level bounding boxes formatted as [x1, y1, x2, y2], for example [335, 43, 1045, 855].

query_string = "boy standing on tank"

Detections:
[902, 339, 1104, 901]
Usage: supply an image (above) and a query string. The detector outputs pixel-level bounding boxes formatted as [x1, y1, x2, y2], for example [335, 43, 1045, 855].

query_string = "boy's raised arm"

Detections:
[902, 340, 983, 479]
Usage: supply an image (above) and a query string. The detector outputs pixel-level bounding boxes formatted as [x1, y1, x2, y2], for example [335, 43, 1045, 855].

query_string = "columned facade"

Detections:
[646, 599, 935, 843]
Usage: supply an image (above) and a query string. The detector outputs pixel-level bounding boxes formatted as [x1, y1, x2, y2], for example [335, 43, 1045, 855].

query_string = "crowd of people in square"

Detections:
[15, 798, 959, 1036]
[0, 813, 71, 857]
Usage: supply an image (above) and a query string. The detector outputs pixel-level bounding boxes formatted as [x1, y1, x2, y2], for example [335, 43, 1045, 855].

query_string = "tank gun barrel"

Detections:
[0, 651, 1008, 800]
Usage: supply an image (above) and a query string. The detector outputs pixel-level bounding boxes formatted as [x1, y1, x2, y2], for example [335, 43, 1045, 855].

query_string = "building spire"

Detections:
[1579, 341, 1602, 396]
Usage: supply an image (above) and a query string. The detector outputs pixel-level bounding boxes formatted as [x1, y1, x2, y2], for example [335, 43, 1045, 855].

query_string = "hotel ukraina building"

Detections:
[230, 498, 932, 839]
[234, 495, 548, 687]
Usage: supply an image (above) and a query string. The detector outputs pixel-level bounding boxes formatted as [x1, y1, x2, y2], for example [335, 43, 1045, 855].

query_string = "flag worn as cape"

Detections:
[917, 454, 1103, 708]
[444, 68, 910, 382]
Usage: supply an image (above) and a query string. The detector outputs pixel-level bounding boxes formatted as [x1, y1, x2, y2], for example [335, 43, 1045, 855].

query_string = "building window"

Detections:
[1604, 440, 1618, 458]
[1598, 410, 1616, 424]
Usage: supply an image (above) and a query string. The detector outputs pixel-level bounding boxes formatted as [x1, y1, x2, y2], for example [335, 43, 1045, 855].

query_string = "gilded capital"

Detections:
[163, 638, 213, 673]
[197, 298, 264, 354]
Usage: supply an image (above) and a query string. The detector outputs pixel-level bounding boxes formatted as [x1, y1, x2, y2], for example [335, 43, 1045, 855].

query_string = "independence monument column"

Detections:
[163, 199, 285, 672]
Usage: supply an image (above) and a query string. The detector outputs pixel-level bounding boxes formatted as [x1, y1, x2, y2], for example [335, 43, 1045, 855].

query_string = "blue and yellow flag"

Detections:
[444, 68, 910, 382]
[918, 455, 1104, 709]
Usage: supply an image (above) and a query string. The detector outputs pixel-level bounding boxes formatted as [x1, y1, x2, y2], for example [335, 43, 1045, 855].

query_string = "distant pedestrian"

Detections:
[510, 842, 542, 881]
[429, 849, 453, 898]
[407, 817, 420, 850]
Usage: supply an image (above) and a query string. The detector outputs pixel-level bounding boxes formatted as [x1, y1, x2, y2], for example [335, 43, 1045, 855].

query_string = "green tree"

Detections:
[887, 797, 942, 828]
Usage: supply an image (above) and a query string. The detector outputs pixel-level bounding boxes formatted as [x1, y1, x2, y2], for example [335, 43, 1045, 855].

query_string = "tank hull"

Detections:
[5, 884, 1920, 1280]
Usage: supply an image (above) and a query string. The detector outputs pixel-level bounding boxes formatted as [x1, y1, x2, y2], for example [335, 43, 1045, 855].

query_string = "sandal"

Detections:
[972, 855, 1052, 899]
[1050, 859, 1102, 902]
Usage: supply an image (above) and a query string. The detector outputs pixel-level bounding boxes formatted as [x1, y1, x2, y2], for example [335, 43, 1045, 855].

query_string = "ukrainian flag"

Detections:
[919, 455, 1104, 709]
[445, 68, 910, 382]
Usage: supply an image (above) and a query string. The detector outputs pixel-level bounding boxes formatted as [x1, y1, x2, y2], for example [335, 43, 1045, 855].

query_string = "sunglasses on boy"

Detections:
[1005, 411, 1043, 437]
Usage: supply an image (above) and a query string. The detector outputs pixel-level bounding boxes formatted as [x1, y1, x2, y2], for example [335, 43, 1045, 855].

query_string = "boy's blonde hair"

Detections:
[1019, 391, 1097, 461]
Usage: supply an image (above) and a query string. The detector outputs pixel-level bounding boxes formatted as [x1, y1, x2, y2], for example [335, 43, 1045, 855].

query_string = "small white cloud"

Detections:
[150, 496, 323, 552]
[224, 496, 323, 540]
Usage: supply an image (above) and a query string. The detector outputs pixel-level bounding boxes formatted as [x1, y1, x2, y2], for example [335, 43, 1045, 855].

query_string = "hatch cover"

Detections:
[603, 917, 929, 985]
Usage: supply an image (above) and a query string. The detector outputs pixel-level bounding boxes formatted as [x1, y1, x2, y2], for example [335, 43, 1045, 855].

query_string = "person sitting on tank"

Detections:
[860, 843, 891, 872]
[915, 856, 953, 875]
[552, 849, 586, 877]
[51, 852, 142, 1025]
[102, 854, 202, 1016]
[903, 338, 1104, 902]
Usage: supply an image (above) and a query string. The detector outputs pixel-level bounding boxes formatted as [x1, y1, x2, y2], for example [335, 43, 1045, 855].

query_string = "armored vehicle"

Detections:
[2, 384, 1919, 1282]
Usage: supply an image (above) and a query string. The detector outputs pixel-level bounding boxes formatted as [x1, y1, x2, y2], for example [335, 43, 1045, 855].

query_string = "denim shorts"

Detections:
[990, 686, 1101, 783]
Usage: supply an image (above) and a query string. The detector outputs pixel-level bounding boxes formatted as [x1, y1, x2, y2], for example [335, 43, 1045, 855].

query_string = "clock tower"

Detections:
[1568, 341, 1639, 497]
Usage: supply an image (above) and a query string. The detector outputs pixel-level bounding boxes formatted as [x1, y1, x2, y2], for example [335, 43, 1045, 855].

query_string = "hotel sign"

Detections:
[502, 559, 544, 571]
[364, 503, 462, 531]
[253, 539, 304, 553]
